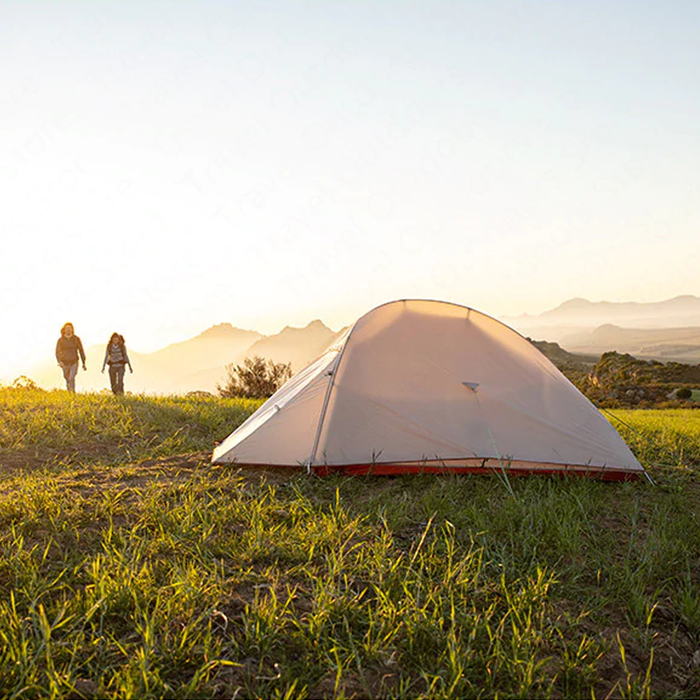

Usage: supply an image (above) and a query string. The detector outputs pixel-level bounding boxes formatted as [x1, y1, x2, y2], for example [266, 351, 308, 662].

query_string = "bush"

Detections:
[12, 375, 40, 390]
[677, 387, 693, 400]
[217, 356, 292, 399]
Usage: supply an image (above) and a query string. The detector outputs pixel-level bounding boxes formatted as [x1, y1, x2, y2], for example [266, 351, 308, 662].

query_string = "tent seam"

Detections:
[306, 339, 353, 471]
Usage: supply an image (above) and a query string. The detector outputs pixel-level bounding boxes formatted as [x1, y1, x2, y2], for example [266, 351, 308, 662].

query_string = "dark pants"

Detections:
[109, 364, 126, 395]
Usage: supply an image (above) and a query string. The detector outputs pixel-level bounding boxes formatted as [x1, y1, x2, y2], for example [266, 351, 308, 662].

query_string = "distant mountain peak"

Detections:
[279, 320, 332, 335]
[593, 323, 621, 333]
[200, 323, 234, 336]
[555, 298, 593, 310]
[197, 323, 259, 339]
[306, 319, 330, 331]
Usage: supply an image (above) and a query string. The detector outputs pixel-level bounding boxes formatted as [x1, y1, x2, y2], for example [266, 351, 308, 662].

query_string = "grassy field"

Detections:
[1, 388, 700, 698]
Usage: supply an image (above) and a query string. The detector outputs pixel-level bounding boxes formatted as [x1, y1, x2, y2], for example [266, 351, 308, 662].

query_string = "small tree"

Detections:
[217, 356, 292, 399]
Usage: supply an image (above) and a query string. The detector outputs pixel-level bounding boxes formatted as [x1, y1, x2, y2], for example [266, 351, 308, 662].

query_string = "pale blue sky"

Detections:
[1, 1, 699, 375]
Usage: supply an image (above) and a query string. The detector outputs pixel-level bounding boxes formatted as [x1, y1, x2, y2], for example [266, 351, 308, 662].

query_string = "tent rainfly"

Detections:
[212, 300, 647, 481]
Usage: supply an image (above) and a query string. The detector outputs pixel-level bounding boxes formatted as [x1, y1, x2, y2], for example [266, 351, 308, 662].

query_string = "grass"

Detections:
[1, 388, 700, 698]
[0, 389, 258, 467]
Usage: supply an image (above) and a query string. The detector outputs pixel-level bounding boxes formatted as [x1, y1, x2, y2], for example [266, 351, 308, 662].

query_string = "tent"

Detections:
[212, 300, 646, 481]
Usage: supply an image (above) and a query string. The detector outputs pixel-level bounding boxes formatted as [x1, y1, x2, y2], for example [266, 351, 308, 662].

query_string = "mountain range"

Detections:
[24, 295, 700, 394]
[506, 295, 700, 362]
[508, 295, 700, 327]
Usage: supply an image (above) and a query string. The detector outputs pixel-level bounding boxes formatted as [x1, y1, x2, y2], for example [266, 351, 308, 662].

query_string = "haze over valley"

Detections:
[506, 295, 700, 362]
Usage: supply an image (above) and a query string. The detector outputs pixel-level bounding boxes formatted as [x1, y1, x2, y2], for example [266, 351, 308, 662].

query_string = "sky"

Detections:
[2, 0, 699, 379]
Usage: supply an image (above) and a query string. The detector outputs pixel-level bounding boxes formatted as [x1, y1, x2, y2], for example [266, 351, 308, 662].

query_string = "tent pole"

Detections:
[307, 367, 337, 474]
[306, 326, 358, 473]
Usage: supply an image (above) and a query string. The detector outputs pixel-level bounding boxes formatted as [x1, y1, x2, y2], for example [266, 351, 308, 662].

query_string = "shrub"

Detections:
[217, 356, 292, 399]
[676, 387, 693, 400]
[12, 375, 40, 390]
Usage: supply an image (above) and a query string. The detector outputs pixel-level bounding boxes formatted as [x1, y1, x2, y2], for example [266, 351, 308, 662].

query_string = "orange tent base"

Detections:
[220, 458, 643, 482]
[311, 458, 643, 481]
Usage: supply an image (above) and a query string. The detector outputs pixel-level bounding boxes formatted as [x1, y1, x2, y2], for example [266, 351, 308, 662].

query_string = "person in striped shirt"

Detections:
[101, 333, 133, 395]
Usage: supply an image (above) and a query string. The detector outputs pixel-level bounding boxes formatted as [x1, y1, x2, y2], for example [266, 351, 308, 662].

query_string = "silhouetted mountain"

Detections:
[140, 324, 262, 393]
[182, 321, 346, 394]
[243, 320, 342, 372]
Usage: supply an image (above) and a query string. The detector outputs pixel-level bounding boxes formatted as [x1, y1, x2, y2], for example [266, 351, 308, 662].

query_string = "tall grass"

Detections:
[1, 389, 700, 698]
[0, 387, 259, 466]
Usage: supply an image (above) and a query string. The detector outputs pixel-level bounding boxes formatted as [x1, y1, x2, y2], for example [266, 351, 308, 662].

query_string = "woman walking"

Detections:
[101, 333, 133, 395]
[55, 323, 86, 392]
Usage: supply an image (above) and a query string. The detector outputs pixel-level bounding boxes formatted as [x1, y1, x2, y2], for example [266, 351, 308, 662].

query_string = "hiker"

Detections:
[55, 322, 86, 392]
[101, 332, 133, 395]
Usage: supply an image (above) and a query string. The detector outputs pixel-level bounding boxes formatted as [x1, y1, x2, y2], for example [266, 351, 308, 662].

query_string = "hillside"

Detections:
[1, 388, 700, 697]
[528, 339, 599, 374]
[573, 351, 700, 407]
[529, 341, 700, 407]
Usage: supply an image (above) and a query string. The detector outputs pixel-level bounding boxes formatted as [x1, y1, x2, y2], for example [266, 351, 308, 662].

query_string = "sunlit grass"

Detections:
[0, 387, 260, 465]
[611, 408, 700, 477]
[1, 388, 700, 697]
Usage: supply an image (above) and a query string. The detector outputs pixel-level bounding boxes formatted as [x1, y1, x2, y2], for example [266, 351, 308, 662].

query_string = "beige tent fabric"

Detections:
[212, 300, 645, 479]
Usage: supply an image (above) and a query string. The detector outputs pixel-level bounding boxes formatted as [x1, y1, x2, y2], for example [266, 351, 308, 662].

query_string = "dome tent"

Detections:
[212, 300, 646, 481]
